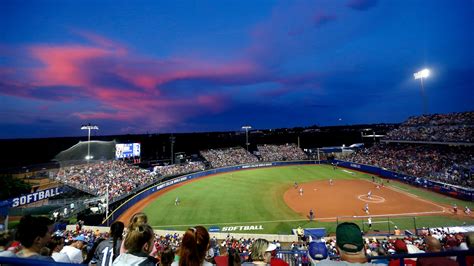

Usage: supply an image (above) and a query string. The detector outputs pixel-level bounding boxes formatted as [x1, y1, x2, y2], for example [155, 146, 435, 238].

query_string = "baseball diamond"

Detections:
[116, 164, 472, 234]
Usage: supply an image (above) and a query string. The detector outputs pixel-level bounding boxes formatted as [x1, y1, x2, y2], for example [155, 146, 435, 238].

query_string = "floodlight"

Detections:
[242, 125, 252, 151]
[414, 68, 430, 79]
[413, 68, 430, 114]
[81, 123, 99, 162]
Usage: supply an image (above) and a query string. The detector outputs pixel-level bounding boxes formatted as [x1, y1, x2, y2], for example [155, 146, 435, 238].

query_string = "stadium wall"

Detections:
[102, 160, 321, 225]
[332, 160, 474, 201]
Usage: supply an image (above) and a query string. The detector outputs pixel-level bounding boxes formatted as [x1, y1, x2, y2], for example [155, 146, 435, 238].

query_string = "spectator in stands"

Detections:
[417, 236, 458, 266]
[47, 235, 71, 263]
[462, 232, 474, 266]
[160, 247, 175, 266]
[84, 238, 105, 265]
[121, 212, 149, 254]
[316, 222, 383, 265]
[228, 247, 241, 266]
[173, 226, 212, 266]
[94, 221, 125, 265]
[113, 224, 158, 266]
[15, 215, 55, 262]
[242, 238, 276, 265]
[214, 245, 228, 266]
[60, 234, 87, 263]
[388, 239, 416, 266]
[307, 241, 328, 264]
[0, 230, 15, 257]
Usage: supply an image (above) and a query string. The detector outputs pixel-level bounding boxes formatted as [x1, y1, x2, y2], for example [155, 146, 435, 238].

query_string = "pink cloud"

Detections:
[72, 111, 131, 121]
[0, 29, 300, 132]
[30, 45, 114, 87]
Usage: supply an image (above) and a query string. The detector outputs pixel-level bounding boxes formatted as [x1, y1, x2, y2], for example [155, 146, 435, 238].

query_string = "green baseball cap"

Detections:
[336, 222, 364, 252]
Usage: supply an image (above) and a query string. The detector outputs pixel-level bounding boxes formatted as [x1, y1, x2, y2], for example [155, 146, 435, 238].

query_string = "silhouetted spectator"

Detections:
[15, 215, 55, 262]
[417, 236, 458, 266]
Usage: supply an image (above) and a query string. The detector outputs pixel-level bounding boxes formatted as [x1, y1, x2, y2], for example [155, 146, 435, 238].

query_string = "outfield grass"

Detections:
[142, 165, 473, 234]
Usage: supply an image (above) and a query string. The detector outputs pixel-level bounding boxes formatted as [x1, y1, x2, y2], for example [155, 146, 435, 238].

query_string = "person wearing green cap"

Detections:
[316, 222, 385, 265]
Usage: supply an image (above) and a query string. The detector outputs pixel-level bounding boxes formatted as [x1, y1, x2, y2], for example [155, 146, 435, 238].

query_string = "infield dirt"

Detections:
[283, 179, 446, 220]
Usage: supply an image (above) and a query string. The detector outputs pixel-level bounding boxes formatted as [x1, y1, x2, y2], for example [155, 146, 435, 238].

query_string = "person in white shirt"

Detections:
[60, 235, 86, 263]
[47, 235, 71, 263]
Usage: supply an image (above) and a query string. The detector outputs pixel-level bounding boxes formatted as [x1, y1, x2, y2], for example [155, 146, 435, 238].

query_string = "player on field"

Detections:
[329, 178, 333, 185]
[367, 190, 372, 199]
[453, 203, 458, 214]
[364, 203, 369, 214]
[299, 187, 304, 196]
[294, 181, 298, 189]
[175, 196, 180, 206]
[464, 206, 471, 215]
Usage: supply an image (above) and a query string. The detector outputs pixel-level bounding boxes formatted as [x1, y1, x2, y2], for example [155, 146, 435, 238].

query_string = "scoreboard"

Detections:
[115, 143, 141, 159]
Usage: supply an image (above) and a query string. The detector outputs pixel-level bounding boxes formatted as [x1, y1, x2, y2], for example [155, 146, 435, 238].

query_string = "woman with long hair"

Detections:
[241, 239, 276, 265]
[120, 212, 148, 254]
[172, 226, 212, 266]
[93, 221, 124, 265]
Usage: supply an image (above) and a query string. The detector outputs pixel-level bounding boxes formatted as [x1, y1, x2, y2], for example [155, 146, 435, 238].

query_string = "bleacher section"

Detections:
[258, 143, 308, 161]
[384, 111, 474, 143]
[200, 147, 258, 168]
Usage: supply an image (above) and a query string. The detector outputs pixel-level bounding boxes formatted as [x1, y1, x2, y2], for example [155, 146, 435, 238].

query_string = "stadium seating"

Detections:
[384, 111, 474, 143]
[200, 147, 258, 168]
[347, 143, 473, 188]
[258, 144, 308, 162]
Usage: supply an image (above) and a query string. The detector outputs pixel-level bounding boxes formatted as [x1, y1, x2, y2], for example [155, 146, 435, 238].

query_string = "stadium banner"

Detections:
[9, 187, 65, 208]
[104, 160, 321, 225]
[332, 160, 473, 201]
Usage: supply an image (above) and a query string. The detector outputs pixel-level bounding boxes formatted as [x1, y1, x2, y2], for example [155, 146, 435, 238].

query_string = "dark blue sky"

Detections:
[0, 0, 473, 138]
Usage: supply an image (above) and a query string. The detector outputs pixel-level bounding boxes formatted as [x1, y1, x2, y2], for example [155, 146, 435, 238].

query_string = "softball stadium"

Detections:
[1, 112, 473, 265]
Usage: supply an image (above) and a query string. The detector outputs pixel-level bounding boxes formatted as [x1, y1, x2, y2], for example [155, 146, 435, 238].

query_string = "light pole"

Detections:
[414, 68, 430, 114]
[81, 123, 99, 160]
[242, 125, 252, 152]
[169, 134, 175, 164]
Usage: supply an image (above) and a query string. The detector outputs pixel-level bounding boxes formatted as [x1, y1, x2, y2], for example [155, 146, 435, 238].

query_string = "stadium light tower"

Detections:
[242, 125, 252, 152]
[81, 123, 99, 160]
[414, 68, 430, 114]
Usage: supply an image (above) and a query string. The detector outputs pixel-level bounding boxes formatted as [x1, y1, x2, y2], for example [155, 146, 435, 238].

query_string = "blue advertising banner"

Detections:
[9, 187, 65, 208]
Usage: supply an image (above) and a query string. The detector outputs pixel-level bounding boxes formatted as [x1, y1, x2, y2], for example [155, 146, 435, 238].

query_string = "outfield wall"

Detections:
[332, 160, 474, 201]
[102, 160, 320, 225]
